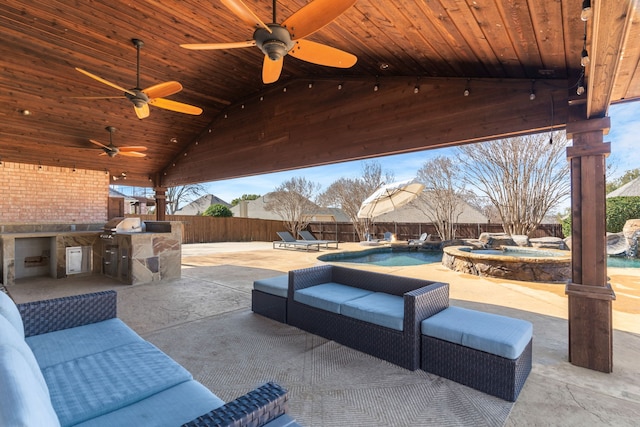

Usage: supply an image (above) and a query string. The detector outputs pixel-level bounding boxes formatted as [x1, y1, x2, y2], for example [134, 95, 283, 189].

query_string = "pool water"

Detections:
[319, 247, 640, 268]
[607, 256, 640, 268]
[318, 248, 442, 266]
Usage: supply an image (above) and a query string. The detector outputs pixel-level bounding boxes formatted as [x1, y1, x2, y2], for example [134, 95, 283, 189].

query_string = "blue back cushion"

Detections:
[421, 306, 532, 359]
[0, 291, 24, 338]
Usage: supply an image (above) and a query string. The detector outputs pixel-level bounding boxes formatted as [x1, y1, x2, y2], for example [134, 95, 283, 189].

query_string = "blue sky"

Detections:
[203, 101, 639, 206]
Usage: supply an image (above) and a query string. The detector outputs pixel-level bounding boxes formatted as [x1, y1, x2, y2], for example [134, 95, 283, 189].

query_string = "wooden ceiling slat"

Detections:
[0, 0, 636, 187]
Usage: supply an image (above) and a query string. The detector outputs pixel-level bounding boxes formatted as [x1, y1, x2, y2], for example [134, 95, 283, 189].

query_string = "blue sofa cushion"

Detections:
[72, 380, 224, 427]
[42, 341, 193, 426]
[0, 291, 24, 337]
[294, 283, 374, 314]
[254, 275, 289, 298]
[26, 318, 144, 369]
[0, 344, 60, 427]
[421, 306, 533, 359]
[340, 292, 405, 331]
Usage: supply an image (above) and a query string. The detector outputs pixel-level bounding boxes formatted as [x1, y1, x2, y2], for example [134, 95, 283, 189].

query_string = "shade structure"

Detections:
[357, 179, 425, 219]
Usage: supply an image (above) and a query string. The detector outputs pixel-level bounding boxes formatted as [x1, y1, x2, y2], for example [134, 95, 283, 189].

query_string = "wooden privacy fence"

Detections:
[307, 222, 563, 242]
[131, 215, 563, 244]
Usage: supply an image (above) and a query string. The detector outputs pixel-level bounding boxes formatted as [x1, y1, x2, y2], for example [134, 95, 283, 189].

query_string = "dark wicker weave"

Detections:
[287, 265, 449, 371]
[251, 289, 288, 323]
[182, 382, 288, 427]
[421, 336, 532, 401]
[17, 290, 117, 337]
[17, 291, 291, 426]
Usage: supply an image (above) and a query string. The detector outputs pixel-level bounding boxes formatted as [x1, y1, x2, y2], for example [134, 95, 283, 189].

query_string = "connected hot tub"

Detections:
[442, 245, 571, 282]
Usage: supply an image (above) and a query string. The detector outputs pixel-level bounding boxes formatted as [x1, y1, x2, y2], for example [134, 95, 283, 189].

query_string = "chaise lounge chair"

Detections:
[298, 230, 339, 249]
[273, 231, 321, 251]
[409, 233, 430, 247]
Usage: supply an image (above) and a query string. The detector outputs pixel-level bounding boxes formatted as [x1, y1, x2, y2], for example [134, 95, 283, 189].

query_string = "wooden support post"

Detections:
[565, 118, 615, 373]
[154, 187, 167, 221]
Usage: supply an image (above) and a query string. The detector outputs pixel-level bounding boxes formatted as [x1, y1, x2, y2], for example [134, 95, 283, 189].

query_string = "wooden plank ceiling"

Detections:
[1, 0, 638, 187]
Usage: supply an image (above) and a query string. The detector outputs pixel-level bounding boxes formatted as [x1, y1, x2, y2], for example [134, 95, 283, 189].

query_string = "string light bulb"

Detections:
[529, 80, 536, 100]
[581, 48, 590, 67]
[463, 79, 471, 96]
[581, 0, 592, 21]
[373, 83, 379, 92]
[576, 75, 585, 96]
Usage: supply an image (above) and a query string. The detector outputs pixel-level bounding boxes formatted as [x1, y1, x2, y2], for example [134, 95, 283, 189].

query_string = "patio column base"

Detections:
[565, 282, 616, 373]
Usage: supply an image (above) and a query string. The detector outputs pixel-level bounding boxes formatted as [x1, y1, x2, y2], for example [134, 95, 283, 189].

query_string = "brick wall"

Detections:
[0, 161, 109, 224]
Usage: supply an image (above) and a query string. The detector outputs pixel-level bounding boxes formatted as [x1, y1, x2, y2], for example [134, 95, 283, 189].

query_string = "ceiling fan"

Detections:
[90, 126, 147, 158]
[75, 39, 203, 119]
[180, 0, 358, 84]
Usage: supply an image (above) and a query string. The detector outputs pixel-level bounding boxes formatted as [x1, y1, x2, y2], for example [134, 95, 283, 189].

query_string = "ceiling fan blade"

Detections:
[75, 67, 136, 96]
[288, 39, 357, 68]
[118, 146, 148, 152]
[134, 104, 150, 119]
[70, 96, 127, 100]
[89, 139, 111, 149]
[118, 151, 147, 158]
[221, 0, 271, 33]
[149, 98, 203, 115]
[180, 40, 256, 50]
[282, 0, 357, 40]
[262, 56, 283, 84]
[143, 81, 183, 99]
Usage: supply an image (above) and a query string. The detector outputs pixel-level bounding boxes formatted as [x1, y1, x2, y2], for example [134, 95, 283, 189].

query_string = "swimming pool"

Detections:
[318, 247, 442, 267]
[608, 256, 640, 268]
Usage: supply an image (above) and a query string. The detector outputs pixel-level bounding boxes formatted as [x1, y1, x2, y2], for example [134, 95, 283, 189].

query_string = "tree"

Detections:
[166, 184, 207, 214]
[203, 204, 233, 217]
[318, 161, 394, 240]
[414, 156, 465, 240]
[264, 177, 320, 236]
[458, 132, 570, 237]
[231, 194, 260, 206]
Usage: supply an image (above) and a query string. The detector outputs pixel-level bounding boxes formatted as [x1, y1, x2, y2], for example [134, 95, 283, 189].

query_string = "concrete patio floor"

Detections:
[7, 242, 640, 426]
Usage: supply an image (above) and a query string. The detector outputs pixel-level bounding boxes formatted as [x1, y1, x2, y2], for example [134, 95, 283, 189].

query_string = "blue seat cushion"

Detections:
[72, 380, 224, 427]
[26, 318, 144, 369]
[340, 292, 405, 331]
[254, 275, 289, 298]
[421, 306, 533, 359]
[42, 341, 193, 426]
[294, 283, 374, 314]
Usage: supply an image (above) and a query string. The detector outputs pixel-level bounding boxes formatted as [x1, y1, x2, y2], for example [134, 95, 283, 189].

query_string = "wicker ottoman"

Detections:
[251, 274, 289, 323]
[420, 306, 532, 401]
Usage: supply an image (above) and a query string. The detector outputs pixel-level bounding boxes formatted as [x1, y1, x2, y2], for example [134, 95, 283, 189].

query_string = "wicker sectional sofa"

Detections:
[287, 265, 449, 371]
[0, 290, 295, 427]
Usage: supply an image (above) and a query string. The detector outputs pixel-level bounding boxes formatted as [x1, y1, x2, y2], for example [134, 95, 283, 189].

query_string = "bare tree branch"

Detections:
[458, 132, 570, 236]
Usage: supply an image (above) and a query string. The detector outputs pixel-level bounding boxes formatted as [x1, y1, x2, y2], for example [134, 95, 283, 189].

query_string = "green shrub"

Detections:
[203, 204, 233, 217]
[606, 197, 640, 233]
[561, 197, 640, 235]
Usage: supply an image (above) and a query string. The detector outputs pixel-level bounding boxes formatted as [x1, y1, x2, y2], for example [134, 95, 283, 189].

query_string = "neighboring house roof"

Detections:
[109, 188, 128, 198]
[230, 193, 351, 222]
[607, 177, 640, 198]
[176, 194, 231, 215]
